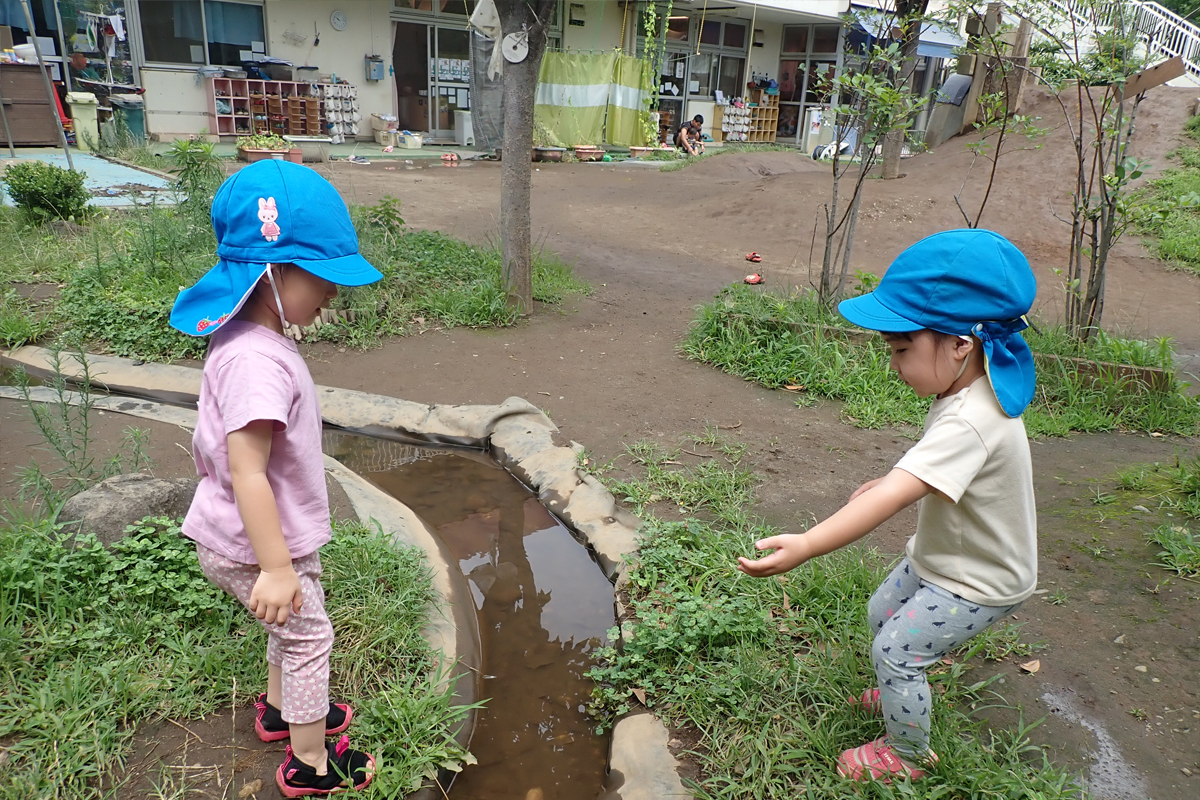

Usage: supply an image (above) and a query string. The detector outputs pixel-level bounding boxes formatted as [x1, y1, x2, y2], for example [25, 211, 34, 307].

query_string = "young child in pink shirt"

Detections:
[171, 161, 382, 797]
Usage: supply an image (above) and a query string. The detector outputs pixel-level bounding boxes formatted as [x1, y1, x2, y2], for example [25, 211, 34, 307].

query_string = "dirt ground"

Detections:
[3, 84, 1199, 798]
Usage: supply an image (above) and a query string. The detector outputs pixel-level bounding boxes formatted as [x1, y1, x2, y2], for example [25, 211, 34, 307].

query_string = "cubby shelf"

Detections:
[208, 77, 359, 140]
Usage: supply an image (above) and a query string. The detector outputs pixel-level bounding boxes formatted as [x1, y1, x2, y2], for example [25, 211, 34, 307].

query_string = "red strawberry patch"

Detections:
[196, 318, 212, 332]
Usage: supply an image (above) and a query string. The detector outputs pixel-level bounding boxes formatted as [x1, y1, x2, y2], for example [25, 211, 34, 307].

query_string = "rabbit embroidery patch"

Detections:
[258, 197, 281, 242]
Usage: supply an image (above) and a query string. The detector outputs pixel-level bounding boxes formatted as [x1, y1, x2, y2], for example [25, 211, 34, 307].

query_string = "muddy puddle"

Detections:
[324, 431, 615, 800]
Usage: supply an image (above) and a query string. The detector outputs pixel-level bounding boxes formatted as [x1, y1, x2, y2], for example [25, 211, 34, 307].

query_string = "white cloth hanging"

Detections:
[469, 0, 504, 80]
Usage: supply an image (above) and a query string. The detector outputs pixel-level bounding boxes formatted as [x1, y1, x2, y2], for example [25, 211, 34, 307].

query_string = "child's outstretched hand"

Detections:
[251, 565, 304, 626]
[737, 534, 812, 577]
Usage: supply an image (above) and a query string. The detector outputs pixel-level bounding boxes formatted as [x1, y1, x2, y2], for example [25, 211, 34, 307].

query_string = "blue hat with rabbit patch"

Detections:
[169, 160, 381, 336]
[838, 229, 1037, 417]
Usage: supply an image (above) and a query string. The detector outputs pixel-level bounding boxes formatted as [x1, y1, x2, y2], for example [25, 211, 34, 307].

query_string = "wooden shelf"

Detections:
[208, 77, 340, 139]
[746, 89, 778, 144]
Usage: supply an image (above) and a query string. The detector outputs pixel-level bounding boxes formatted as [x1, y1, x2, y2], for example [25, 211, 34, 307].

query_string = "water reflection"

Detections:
[324, 433, 614, 800]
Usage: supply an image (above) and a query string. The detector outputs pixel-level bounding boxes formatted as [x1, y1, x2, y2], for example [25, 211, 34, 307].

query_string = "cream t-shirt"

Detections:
[894, 376, 1037, 606]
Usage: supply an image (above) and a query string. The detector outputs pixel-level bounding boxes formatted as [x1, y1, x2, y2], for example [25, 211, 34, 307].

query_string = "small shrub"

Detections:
[169, 137, 224, 211]
[4, 160, 90, 222]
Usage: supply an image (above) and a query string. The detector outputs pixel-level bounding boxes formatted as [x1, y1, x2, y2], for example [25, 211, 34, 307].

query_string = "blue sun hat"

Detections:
[170, 160, 382, 336]
[838, 229, 1037, 418]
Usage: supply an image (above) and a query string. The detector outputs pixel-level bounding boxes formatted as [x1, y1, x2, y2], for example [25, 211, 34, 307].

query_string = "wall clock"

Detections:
[330, 10, 348, 31]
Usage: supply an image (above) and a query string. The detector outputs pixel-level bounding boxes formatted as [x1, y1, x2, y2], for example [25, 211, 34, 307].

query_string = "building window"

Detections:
[777, 23, 843, 141]
[666, 14, 689, 41]
[723, 22, 745, 50]
[812, 24, 840, 53]
[699, 19, 719, 45]
[205, 1, 265, 66]
[690, 52, 713, 96]
[716, 54, 743, 99]
[137, 0, 264, 67]
[394, 0, 475, 14]
[782, 25, 808, 54]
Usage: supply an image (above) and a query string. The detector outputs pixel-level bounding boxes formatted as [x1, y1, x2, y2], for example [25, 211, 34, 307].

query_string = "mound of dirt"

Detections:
[683, 150, 826, 180]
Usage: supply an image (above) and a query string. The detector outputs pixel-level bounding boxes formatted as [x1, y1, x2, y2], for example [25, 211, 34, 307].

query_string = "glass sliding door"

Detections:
[431, 26, 470, 138]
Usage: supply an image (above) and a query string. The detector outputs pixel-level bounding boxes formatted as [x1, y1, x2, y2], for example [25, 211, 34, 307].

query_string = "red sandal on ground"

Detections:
[848, 687, 881, 715]
[277, 735, 375, 797]
[745, 252, 763, 263]
[255, 693, 354, 743]
[744, 273, 764, 285]
[836, 737, 937, 782]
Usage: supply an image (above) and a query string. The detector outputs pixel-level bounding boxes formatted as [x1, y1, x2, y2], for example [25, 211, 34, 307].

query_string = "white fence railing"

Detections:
[1036, 0, 1200, 81]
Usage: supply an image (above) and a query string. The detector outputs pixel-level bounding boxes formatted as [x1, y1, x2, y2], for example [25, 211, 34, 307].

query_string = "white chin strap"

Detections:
[265, 264, 289, 329]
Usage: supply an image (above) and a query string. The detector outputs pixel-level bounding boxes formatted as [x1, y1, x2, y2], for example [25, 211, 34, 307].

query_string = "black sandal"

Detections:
[255, 693, 353, 742]
[276, 736, 375, 797]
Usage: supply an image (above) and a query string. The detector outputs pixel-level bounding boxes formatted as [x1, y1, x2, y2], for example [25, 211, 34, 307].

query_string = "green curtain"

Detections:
[606, 54, 652, 147]
[535, 52, 616, 147]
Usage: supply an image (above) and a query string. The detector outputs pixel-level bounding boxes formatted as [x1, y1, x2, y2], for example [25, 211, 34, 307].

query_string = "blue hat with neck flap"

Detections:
[170, 160, 381, 337]
[837, 229, 1038, 418]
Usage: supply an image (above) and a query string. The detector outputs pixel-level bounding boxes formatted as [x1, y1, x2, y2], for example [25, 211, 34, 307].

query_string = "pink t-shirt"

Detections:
[183, 321, 330, 564]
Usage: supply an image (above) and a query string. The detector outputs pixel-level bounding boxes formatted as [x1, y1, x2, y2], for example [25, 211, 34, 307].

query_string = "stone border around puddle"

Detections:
[2, 347, 689, 799]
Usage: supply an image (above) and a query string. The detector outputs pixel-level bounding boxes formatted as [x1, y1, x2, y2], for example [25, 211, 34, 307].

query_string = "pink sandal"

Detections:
[836, 737, 936, 782]
[847, 687, 881, 715]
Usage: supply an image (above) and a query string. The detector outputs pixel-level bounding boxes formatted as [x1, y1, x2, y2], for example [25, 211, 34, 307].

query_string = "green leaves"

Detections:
[3, 160, 91, 223]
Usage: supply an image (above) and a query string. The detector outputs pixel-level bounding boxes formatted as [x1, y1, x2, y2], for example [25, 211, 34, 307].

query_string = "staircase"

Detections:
[1036, 0, 1200, 83]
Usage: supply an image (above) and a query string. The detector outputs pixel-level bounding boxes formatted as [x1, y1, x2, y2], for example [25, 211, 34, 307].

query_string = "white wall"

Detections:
[143, 68, 211, 138]
[562, 1, 628, 52]
[265, 0, 394, 136]
[749, 22, 784, 82]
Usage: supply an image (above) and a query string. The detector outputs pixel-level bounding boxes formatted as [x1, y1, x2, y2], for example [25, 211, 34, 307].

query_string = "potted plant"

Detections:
[237, 133, 302, 164]
[573, 143, 605, 161]
[532, 121, 566, 163]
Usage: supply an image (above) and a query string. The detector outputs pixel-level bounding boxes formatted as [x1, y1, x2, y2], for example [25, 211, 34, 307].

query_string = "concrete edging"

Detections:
[1, 346, 689, 799]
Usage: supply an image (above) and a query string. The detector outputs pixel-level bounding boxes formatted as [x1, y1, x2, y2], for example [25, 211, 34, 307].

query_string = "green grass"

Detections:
[0, 198, 588, 361]
[1146, 523, 1200, 578]
[0, 514, 472, 799]
[659, 143, 798, 172]
[587, 436, 1079, 799]
[1139, 115, 1200, 274]
[0, 289, 51, 349]
[682, 284, 1200, 436]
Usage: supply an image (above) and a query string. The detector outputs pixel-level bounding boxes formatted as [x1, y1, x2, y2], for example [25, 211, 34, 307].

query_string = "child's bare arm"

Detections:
[737, 469, 931, 577]
[228, 420, 302, 624]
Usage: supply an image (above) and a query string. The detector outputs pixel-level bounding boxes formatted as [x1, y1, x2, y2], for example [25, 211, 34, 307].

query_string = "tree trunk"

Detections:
[495, 0, 554, 316]
[880, 0, 927, 180]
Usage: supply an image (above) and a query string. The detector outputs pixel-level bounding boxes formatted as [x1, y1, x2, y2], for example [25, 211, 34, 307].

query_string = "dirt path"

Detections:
[3, 84, 1199, 798]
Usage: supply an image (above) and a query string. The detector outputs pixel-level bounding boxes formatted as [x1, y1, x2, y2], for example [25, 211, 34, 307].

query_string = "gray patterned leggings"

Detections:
[867, 558, 1021, 760]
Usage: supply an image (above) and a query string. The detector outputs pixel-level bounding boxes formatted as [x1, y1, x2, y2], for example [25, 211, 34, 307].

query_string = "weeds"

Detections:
[0, 197, 588, 360]
[0, 515, 470, 799]
[609, 438, 758, 526]
[1047, 588, 1070, 606]
[13, 350, 149, 514]
[1146, 524, 1200, 579]
[683, 285, 1200, 436]
[588, 434, 1079, 799]
[1114, 465, 1151, 492]
[1140, 116, 1200, 274]
[0, 288, 51, 349]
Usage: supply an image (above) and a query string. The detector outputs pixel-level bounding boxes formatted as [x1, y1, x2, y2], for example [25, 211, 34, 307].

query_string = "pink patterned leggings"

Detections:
[196, 544, 334, 724]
